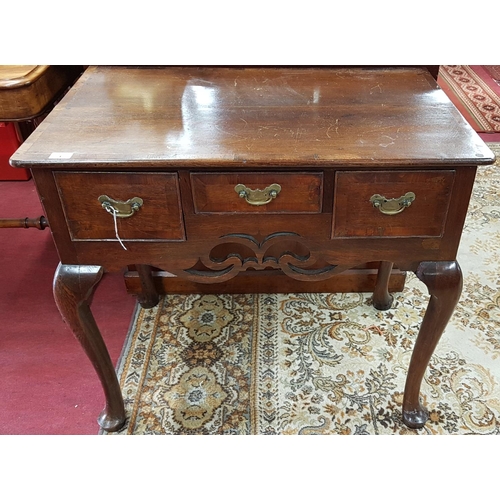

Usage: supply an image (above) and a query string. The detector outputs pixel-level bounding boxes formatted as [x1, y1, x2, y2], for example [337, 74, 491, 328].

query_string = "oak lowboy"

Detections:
[10, 66, 495, 432]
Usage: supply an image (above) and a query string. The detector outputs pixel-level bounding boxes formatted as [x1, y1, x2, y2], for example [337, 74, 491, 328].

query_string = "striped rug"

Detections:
[438, 65, 500, 133]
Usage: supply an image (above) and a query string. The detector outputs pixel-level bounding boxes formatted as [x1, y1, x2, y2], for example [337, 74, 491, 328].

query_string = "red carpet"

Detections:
[438, 65, 500, 133]
[0, 179, 135, 434]
[484, 65, 500, 83]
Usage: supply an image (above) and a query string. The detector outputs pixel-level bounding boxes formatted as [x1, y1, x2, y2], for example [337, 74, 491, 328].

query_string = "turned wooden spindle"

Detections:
[0, 216, 49, 230]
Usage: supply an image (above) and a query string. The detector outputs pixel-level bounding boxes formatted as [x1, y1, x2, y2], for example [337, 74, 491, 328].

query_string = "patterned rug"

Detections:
[105, 144, 500, 435]
[438, 65, 500, 132]
[484, 66, 500, 83]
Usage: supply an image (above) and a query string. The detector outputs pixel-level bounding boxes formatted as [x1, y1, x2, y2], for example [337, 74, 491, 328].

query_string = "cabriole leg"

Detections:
[53, 263, 125, 432]
[372, 261, 394, 310]
[402, 260, 462, 429]
[135, 264, 160, 309]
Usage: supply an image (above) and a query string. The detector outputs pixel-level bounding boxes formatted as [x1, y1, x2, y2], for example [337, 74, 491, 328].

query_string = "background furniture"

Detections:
[0, 65, 83, 139]
[0, 65, 82, 222]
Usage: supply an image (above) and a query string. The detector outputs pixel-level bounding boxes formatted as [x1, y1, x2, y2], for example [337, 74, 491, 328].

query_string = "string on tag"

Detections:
[105, 204, 128, 251]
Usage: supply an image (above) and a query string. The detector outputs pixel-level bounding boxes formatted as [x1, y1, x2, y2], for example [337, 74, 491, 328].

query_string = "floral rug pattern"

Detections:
[105, 144, 500, 435]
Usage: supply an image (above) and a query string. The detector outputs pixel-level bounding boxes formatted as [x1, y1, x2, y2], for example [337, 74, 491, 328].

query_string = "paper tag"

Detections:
[49, 152, 74, 159]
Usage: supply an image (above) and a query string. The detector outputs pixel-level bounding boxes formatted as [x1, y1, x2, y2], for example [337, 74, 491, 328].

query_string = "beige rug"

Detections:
[105, 144, 500, 435]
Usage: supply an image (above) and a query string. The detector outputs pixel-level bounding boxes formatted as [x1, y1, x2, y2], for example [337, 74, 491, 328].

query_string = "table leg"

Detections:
[402, 260, 462, 428]
[372, 261, 394, 310]
[53, 263, 125, 432]
[135, 264, 160, 309]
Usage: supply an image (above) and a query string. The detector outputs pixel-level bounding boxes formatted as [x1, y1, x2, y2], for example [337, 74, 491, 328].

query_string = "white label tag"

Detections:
[49, 152, 74, 159]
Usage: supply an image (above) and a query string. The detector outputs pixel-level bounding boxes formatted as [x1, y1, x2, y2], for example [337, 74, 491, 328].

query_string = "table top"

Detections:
[11, 66, 495, 169]
[0, 65, 49, 89]
[0, 65, 84, 121]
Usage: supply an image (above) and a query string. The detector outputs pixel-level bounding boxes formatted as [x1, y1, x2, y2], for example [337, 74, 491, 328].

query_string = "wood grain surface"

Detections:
[11, 66, 494, 167]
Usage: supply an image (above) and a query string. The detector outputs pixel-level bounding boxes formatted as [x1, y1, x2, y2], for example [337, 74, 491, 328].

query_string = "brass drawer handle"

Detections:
[98, 195, 143, 218]
[235, 183, 281, 206]
[370, 192, 415, 215]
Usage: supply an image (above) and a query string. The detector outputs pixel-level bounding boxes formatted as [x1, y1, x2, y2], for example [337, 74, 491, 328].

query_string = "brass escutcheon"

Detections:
[235, 183, 281, 206]
[98, 195, 143, 218]
[370, 192, 416, 215]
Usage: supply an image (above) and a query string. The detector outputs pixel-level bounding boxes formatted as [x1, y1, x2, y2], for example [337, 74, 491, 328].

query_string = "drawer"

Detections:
[191, 172, 323, 214]
[54, 172, 185, 241]
[332, 170, 455, 238]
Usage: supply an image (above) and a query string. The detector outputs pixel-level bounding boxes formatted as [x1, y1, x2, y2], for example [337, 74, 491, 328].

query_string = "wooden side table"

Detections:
[0, 65, 82, 222]
[10, 66, 495, 432]
[0, 65, 83, 138]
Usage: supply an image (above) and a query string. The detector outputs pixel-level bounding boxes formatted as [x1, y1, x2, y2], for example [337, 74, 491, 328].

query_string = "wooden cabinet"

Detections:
[10, 66, 495, 433]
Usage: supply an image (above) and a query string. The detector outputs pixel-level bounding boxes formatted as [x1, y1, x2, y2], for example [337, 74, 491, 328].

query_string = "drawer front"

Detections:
[333, 170, 455, 238]
[191, 172, 323, 214]
[54, 172, 185, 241]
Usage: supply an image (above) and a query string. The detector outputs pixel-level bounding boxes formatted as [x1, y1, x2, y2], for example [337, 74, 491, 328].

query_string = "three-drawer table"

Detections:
[10, 66, 495, 432]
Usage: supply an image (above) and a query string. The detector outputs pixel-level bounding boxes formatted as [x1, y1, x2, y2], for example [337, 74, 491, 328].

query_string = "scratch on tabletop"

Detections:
[370, 83, 382, 94]
[326, 119, 340, 138]
[374, 125, 398, 133]
[380, 135, 396, 148]
[191, 78, 214, 86]
[214, 125, 245, 140]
